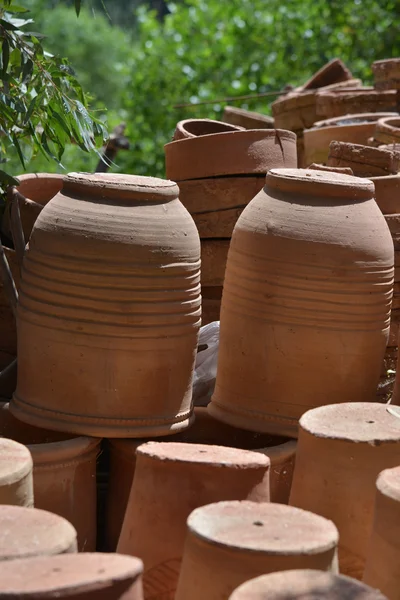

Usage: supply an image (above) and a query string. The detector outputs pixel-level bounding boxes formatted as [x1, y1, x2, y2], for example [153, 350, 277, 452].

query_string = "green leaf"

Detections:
[1, 40, 9, 77]
[0, 170, 20, 186]
[11, 134, 25, 169]
[74, 0, 81, 17]
[4, 6, 30, 14]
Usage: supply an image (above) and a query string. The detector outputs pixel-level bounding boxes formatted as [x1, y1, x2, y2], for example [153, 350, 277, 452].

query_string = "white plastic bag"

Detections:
[192, 321, 219, 407]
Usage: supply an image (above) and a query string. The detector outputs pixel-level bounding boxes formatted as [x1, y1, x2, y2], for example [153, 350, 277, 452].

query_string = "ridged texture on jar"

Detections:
[11, 173, 201, 437]
[209, 169, 394, 437]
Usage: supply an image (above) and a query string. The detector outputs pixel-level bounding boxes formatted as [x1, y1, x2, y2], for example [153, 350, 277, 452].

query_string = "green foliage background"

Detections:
[10, 0, 400, 178]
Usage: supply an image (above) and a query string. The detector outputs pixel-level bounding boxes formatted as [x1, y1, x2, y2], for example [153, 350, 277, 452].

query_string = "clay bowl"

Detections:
[173, 118, 244, 140]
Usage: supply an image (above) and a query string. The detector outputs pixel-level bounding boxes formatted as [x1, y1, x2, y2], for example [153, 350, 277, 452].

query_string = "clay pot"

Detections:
[222, 106, 274, 129]
[0, 553, 144, 600]
[316, 88, 398, 119]
[302, 58, 354, 91]
[201, 240, 229, 287]
[106, 407, 296, 551]
[209, 169, 393, 437]
[364, 466, 400, 598]
[173, 118, 243, 140]
[371, 175, 400, 214]
[229, 570, 388, 599]
[201, 286, 223, 325]
[373, 58, 400, 90]
[327, 141, 400, 177]
[165, 129, 297, 181]
[1, 173, 63, 243]
[175, 501, 338, 600]
[374, 116, 400, 145]
[0, 247, 19, 397]
[0, 402, 100, 551]
[11, 174, 201, 437]
[117, 442, 271, 598]
[0, 504, 77, 560]
[289, 402, 400, 580]
[308, 163, 354, 175]
[303, 112, 398, 166]
[0, 437, 33, 507]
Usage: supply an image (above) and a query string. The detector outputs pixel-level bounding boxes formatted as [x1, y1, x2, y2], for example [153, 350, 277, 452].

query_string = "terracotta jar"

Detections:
[0, 402, 100, 551]
[222, 106, 274, 129]
[364, 466, 400, 597]
[209, 169, 393, 437]
[11, 174, 201, 437]
[117, 442, 270, 598]
[165, 129, 297, 181]
[328, 141, 400, 177]
[173, 118, 243, 140]
[0, 504, 77, 560]
[303, 112, 398, 166]
[229, 570, 388, 599]
[316, 88, 398, 119]
[0, 437, 33, 507]
[106, 407, 296, 551]
[289, 402, 400, 580]
[0, 247, 19, 398]
[0, 553, 144, 600]
[373, 58, 400, 90]
[175, 500, 338, 600]
[374, 116, 400, 145]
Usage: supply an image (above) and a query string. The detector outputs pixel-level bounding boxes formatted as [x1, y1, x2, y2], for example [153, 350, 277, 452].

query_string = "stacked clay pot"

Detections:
[315, 87, 398, 120]
[165, 122, 297, 324]
[373, 58, 400, 91]
[222, 106, 274, 129]
[209, 168, 394, 437]
[11, 173, 201, 438]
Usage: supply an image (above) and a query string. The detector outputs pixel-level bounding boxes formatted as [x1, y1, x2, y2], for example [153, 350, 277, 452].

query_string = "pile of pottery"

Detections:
[164, 119, 297, 323]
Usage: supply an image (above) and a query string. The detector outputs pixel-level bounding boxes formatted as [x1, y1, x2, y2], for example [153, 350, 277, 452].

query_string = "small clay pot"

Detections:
[173, 118, 244, 140]
[0, 505, 77, 560]
[316, 88, 398, 119]
[0, 437, 33, 507]
[165, 129, 297, 181]
[374, 116, 400, 145]
[303, 112, 398, 166]
[117, 442, 271, 598]
[289, 402, 400, 580]
[201, 286, 223, 325]
[327, 141, 400, 176]
[201, 239, 230, 287]
[0, 553, 144, 600]
[106, 407, 296, 551]
[302, 58, 354, 90]
[373, 58, 400, 90]
[175, 501, 338, 600]
[0, 402, 100, 551]
[222, 106, 274, 129]
[229, 570, 388, 599]
[364, 466, 400, 597]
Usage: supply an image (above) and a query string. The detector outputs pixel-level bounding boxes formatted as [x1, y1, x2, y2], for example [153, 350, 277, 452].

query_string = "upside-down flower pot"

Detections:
[289, 402, 400, 579]
[11, 174, 201, 437]
[209, 169, 393, 437]
[0, 437, 33, 507]
[175, 501, 338, 600]
[117, 442, 270, 599]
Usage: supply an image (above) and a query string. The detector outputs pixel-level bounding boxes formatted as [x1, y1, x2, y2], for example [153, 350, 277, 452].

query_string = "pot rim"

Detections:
[308, 112, 399, 131]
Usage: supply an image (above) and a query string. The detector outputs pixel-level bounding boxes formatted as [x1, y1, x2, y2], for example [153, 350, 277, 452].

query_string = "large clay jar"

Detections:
[373, 58, 400, 90]
[209, 169, 394, 437]
[0, 402, 100, 551]
[363, 466, 400, 597]
[0, 437, 33, 507]
[117, 441, 270, 599]
[0, 505, 77, 560]
[289, 402, 400, 580]
[175, 501, 339, 600]
[303, 112, 398, 166]
[11, 173, 201, 437]
[229, 570, 388, 600]
[106, 407, 296, 551]
[222, 106, 274, 129]
[0, 553, 144, 600]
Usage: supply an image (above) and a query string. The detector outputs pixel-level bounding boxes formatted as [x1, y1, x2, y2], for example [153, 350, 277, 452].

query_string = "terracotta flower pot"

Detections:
[165, 129, 297, 181]
[0, 437, 33, 507]
[303, 112, 398, 166]
[105, 407, 296, 551]
[117, 442, 271, 598]
[289, 402, 400, 580]
[0, 553, 144, 600]
[374, 116, 400, 145]
[1, 173, 63, 243]
[173, 118, 244, 140]
[175, 501, 338, 600]
[229, 570, 388, 599]
[327, 141, 400, 177]
[316, 88, 398, 119]
[222, 106, 274, 129]
[364, 466, 400, 598]
[11, 174, 201, 437]
[201, 286, 223, 325]
[0, 402, 100, 551]
[373, 58, 400, 90]
[209, 169, 393, 437]
[0, 505, 77, 560]
[0, 246, 20, 397]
